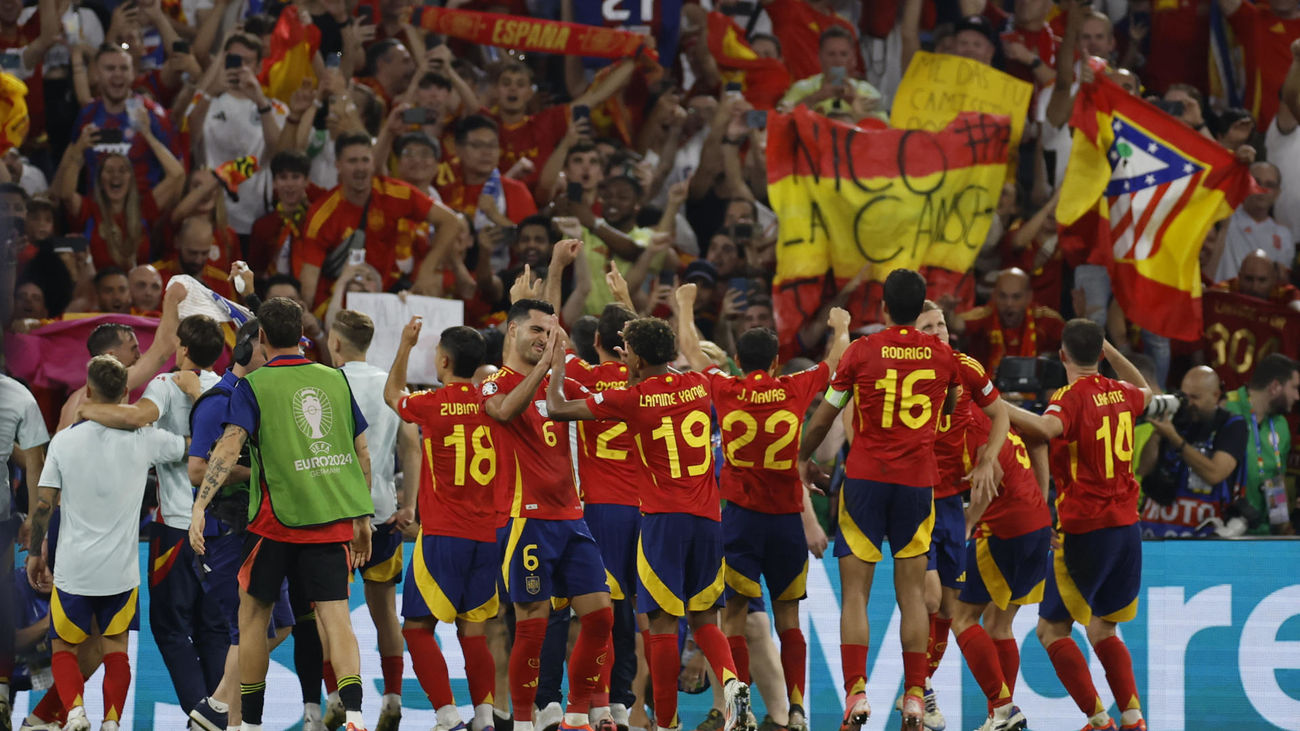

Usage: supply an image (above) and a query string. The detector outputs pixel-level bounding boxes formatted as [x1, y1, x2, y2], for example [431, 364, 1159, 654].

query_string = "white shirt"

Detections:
[1217, 207, 1296, 282]
[1265, 118, 1300, 246]
[40, 422, 186, 595]
[18, 5, 104, 73]
[141, 370, 221, 530]
[341, 361, 400, 524]
[0, 375, 51, 519]
[203, 93, 287, 234]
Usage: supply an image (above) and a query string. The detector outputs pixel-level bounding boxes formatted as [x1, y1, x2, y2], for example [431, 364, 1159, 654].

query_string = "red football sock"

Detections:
[592, 632, 612, 709]
[101, 652, 130, 722]
[902, 651, 927, 699]
[1094, 636, 1140, 713]
[691, 624, 738, 686]
[841, 643, 868, 695]
[1047, 638, 1104, 716]
[51, 651, 84, 713]
[380, 654, 403, 697]
[928, 615, 953, 677]
[458, 634, 496, 707]
[322, 660, 338, 695]
[403, 627, 453, 708]
[994, 639, 1020, 696]
[509, 617, 547, 721]
[566, 607, 614, 714]
[726, 635, 751, 684]
[30, 689, 66, 723]
[647, 633, 680, 729]
[779, 628, 806, 707]
[956, 626, 1011, 710]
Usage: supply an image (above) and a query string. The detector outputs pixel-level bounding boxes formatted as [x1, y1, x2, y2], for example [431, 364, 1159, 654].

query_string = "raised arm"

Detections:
[673, 283, 712, 373]
[823, 307, 852, 372]
[133, 107, 187, 209]
[545, 238, 583, 316]
[1102, 339, 1153, 407]
[129, 283, 185, 391]
[385, 317, 422, 414]
[484, 327, 558, 423]
[545, 332, 596, 421]
[1046, 0, 1084, 129]
[1005, 400, 1065, 443]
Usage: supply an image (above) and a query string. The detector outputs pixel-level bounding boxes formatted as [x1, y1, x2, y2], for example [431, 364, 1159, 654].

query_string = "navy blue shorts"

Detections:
[585, 503, 641, 601]
[637, 513, 724, 617]
[927, 494, 967, 589]
[202, 533, 294, 643]
[1039, 524, 1142, 625]
[502, 517, 608, 604]
[403, 534, 499, 623]
[960, 526, 1050, 609]
[722, 504, 807, 602]
[834, 478, 934, 562]
[358, 522, 404, 584]
[50, 587, 138, 643]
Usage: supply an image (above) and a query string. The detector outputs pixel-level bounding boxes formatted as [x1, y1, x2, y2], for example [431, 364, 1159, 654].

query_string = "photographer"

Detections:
[1138, 366, 1247, 538]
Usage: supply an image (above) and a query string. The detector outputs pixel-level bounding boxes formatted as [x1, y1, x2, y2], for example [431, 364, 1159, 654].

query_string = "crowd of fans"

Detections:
[3, 0, 1300, 550]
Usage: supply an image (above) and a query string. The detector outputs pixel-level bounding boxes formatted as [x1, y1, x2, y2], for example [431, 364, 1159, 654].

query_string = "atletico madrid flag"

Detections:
[1057, 74, 1257, 341]
[260, 5, 320, 103]
[705, 11, 790, 110]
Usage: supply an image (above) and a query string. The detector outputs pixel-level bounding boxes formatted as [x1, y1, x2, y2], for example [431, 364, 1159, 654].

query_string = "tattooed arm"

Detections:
[189, 425, 249, 554]
[26, 486, 58, 589]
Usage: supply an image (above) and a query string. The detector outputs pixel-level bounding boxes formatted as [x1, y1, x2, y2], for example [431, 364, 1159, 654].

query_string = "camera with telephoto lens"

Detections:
[1146, 390, 1191, 428]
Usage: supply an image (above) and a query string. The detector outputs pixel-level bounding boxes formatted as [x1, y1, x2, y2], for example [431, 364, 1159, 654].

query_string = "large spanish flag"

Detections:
[767, 107, 1013, 344]
[705, 11, 790, 110]
[0, 72, 29, 153]
[260, 5, 321, 103]
[1057, 75, 1256, 341]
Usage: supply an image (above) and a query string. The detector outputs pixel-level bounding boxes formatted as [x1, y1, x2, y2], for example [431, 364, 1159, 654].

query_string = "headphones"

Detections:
[233, 318, 259, 367]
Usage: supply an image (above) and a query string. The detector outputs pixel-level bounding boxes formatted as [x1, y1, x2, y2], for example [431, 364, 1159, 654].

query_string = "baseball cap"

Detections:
[682, 259, 718, 285]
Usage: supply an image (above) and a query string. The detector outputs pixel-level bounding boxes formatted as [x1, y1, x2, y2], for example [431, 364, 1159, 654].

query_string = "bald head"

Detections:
[1180, 365, 1222, 422]
[128, 264, 163, 312]
[177, 217, 214, 277]
[1237, 250, 1279, 300]
[994, 268, 1032, 328]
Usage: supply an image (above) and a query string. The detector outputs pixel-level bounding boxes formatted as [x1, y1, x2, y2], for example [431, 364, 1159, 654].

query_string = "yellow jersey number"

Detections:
[437, 424, 497, 486]
[720, 409, 800, 470]
[651, 411, 712, 479]
[874, 368, 936, 429]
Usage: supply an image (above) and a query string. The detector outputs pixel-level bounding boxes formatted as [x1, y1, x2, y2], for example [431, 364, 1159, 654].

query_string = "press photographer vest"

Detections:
[1141, 410, 1246, 538]
[245, 363, 373, 527]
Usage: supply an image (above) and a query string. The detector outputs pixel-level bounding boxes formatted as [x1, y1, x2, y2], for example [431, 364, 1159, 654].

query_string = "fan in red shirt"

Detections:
[955, 268, 1066, 375]
[436, 115, 538, 223]
[1009, 320, 1154, 731]
[298, 133, 461, 308]
[797, 269, 1004, 731]
[761, 0, 865, 82]
[1147, 0, 1212, 95]
[676, 297, 850, 731]
[248, 151, 325, 278]
[1223, 0, 1300, 127]
[545, 302, 751, 731]
[479, 291, 613, 731]
[384, 319, 500, 731]
[482, 59, 636, 192]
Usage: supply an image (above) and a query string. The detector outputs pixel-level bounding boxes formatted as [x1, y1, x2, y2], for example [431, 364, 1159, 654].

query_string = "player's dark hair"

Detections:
[882, 269, 926, 326]
[455, 114, 499, 145]
[571, 316, 599, 364]
[178, 314, 224, 368]
[507, 298, 555, 324]
[596, 303, 636, 356]
[736, 328, 780, 373]
[270, 150, 311, 177]
[1249, 353, 1299, 391]
[87, 354, 128, 401]
[257, 297, 304, 349]
[94, 266, 127, 288]
[439, 326, 486, 379]
[87, 323, 133, 356]
[1061, 318, 1105, 366]
[334, 132, 373, 160]
[332, 310, 375, 353]
[623, 318, 677, 367]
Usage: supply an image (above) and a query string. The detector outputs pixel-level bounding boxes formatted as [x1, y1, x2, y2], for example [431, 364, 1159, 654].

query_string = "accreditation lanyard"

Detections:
[1250, 411, 1288, 524]
[1248, 412, 1282, 477]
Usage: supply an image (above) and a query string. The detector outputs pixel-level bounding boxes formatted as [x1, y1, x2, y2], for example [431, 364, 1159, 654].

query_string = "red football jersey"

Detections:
[397, 383, 499, 542]
[1043, 375, 1145, 533]
[587, 370, 720, 520]
[483, 105, 569, 189]
[480, 366, 585, 522]
[1227, 1, 1300, 127]
[565, 355, 640, 507]
[830, 326, 960, 487]
[933, 352, 1001, 499]
[977, 432, 1052, 539]
[710, 363, 829, 514]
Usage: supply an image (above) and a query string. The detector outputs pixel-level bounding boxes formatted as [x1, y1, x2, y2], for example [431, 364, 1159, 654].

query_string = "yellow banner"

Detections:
[890, 51, 1033, 147]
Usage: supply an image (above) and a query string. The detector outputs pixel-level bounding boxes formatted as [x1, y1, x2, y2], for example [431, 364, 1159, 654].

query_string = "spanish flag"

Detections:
[767, 107, 1013, 344]
[260, 5, 320, 103]
[0, 72, 29, 153]
[1056, 74, 1257, 341]
[214, 155, 259, 200]
[705, 11, 790, 110]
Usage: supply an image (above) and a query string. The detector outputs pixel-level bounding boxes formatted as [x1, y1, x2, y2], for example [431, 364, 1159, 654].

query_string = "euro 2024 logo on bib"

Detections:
[293, 387, 334, 441]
